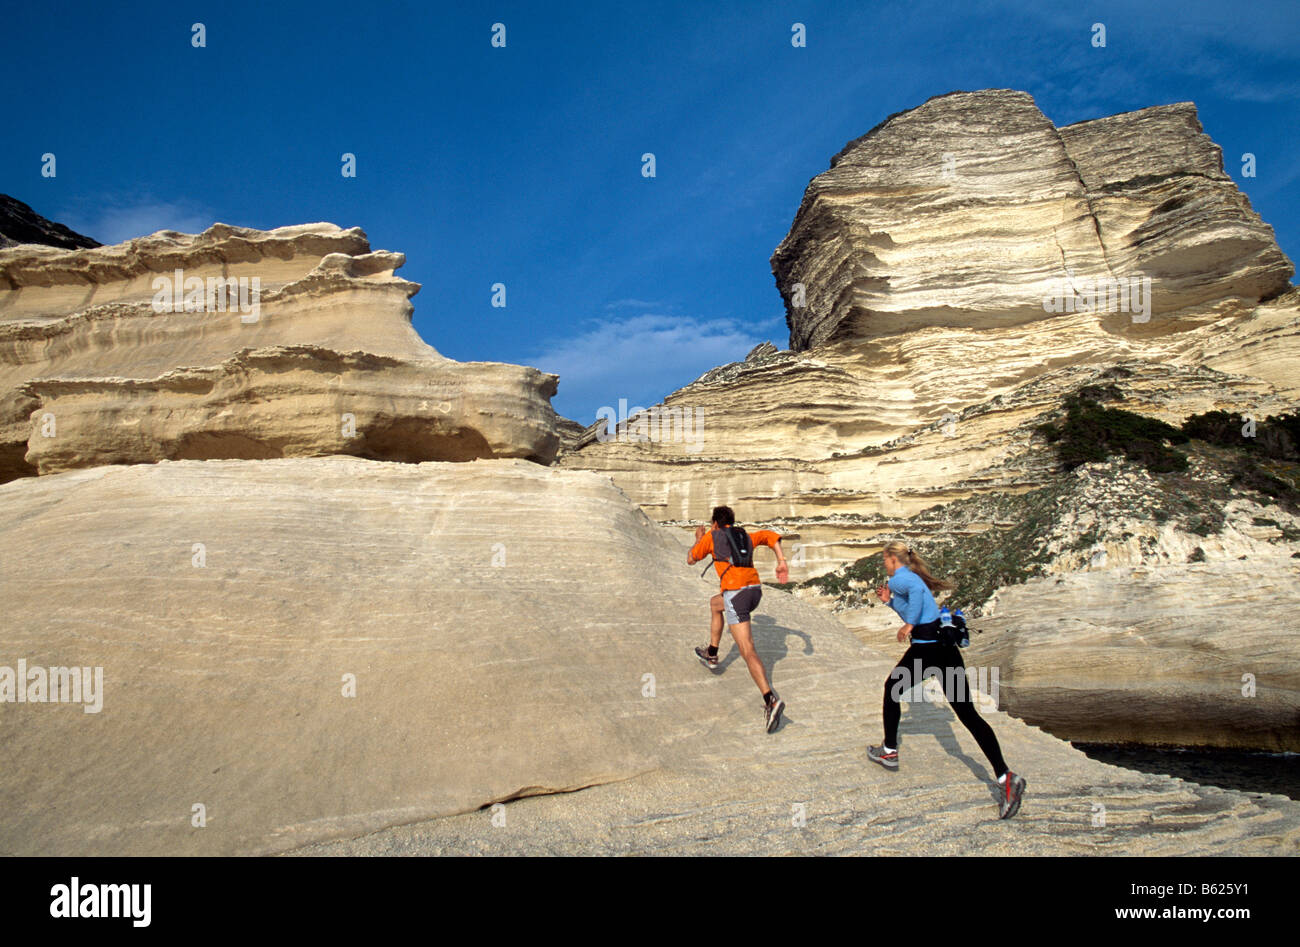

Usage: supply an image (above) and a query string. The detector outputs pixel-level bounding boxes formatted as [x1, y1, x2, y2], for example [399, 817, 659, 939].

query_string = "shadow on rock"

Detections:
[899, 687, 1000, 797]
[715, 614, 814, 685]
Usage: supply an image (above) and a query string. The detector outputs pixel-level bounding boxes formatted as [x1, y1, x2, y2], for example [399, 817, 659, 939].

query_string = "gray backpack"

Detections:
[700, 526, 754, 578]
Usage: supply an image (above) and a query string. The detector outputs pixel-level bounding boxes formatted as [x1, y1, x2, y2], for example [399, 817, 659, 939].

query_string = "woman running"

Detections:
[866, 541, 1027, 819]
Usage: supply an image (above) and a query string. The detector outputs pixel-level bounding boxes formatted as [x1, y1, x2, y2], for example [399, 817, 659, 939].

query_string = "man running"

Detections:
[687, 505, 789, 732]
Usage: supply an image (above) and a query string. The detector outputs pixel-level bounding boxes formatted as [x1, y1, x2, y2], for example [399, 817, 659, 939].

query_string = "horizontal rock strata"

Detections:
[0, 224, 560, 479]
[771, 90, 1292, 351]
[563, 293, 1300, 580]
[562, 90, 1299, 756]
[973, 557, 1300, 751]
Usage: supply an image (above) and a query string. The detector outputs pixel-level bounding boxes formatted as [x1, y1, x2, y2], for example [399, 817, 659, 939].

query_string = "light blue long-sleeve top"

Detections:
[887, 565, 940, 628]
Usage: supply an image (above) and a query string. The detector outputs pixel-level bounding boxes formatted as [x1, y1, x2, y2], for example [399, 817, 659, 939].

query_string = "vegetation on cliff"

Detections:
[780, 397, 1300, 615]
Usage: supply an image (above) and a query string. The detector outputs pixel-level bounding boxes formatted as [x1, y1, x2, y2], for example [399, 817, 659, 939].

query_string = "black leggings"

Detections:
[882, 642, 1008, 778]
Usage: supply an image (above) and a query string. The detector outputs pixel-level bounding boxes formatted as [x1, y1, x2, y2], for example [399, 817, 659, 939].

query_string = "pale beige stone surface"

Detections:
[0, 224, 560, 479]
[2, 90, 1297, 856]
[2, 456, 1296, 856]
[562, 91, 1298, 584]
[826, 546, 1300, 753]
[972, 557, 1300, 751]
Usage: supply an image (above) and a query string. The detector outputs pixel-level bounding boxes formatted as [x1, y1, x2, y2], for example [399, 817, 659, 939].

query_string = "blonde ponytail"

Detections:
[882, 540, 953, 593]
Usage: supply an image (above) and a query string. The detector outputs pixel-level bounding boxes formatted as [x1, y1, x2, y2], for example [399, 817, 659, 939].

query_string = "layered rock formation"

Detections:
[3, 90, 1297, 856]
[3, 456, 1297, 856]
[974, 556, 1300, 751]
[1058, 105, 1290, 314]
[562, 293, 1300, 578]
[771, 91, 1291, 349]
[798, 444, 1300, 751]
[0, 194, 100, 250]
[560, 90, 1299, 752]
[564, 90, 1296, 574]
[0, 223, 561, 479]
[838, 554, 1300, 756]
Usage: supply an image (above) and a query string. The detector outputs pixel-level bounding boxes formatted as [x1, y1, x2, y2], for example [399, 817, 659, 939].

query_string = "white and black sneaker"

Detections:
[764, 694, 785, 733]
[694, 645, 719, 670]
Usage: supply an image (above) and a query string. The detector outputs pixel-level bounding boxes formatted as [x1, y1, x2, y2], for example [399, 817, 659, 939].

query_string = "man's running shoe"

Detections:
[764, 695, 785, 733]
[867, 744, 899, 770]
[694, 646, 719, 670]
[998, 772, 1027, 820]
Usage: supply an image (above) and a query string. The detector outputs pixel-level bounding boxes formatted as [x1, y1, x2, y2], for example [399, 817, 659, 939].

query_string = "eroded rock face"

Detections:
[560, 91, 1299, 754]
[566, 91, 1298, 582]
[4, 456, 1298, 856]
[973, 557, 1300, 751]
[1059, 105, 1292, 313]
[800, 444, 1300, 751]
[0, 223, 560, 479]
[0, 457, 860, 854]
[771, 90, 1292, 350]
[562, 292, 1300, 580]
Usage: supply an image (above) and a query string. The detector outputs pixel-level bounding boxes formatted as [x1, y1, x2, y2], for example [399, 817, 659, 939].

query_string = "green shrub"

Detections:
[1181, 410, 1300, 461]
[1038, 395, 1188, 474]
[1230, 459, 1300, 514]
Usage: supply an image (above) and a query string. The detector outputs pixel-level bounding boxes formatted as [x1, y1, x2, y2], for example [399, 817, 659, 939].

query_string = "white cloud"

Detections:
[603, 298, 669, 311]
[59, 198, 214, 246]
[529, 312, 782, 422]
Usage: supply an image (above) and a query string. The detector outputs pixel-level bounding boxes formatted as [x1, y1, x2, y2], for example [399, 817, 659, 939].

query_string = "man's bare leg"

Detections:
[729, 620, 772, 695]
[709, 594, 726, 650]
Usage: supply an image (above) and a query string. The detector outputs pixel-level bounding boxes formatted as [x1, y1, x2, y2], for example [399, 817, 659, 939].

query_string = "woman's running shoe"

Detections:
[998, 773, 1027, 819]
[867, 744, 899, 770]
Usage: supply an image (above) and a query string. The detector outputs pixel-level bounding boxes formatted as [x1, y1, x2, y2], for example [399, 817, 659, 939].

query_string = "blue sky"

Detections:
[4, 0, 1297, 421]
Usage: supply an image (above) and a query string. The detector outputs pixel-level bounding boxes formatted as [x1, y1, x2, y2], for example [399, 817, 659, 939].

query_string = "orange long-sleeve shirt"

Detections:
[690, 528, 782, 591]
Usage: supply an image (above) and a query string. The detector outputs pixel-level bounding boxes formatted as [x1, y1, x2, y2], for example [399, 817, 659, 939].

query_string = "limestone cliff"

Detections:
[3, 91, 1298, 856]
[564, 90, 1296, 579]
[0, 223, 561, 479]
[771, 90, 1291, 350]
[561, 90, 1300, 752]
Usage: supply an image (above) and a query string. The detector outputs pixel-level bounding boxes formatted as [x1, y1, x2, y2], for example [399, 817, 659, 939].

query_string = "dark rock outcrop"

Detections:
[0, 194, 100, 250]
